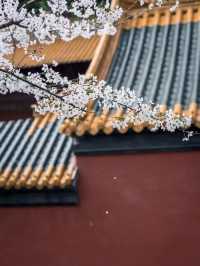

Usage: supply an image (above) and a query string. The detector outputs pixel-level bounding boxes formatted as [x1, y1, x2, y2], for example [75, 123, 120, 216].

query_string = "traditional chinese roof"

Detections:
[8, 36, 99, 68]
[60, 4, 200, 136]
[0, 115, 79, 205]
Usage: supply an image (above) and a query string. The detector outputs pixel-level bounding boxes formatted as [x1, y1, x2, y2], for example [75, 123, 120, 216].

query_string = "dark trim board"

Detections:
[0, 174, 79, 206]
[74, 129, 200, 155]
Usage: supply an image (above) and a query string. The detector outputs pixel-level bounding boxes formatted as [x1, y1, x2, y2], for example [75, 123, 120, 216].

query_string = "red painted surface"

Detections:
[0, 151, 200, 266]
[0, 93, 33, 121]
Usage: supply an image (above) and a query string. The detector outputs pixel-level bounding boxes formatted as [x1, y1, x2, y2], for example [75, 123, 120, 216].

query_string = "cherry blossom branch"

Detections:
[0, 20, 24, 30]
[0, 67, 90, 117]
[0, 0, 191, 139]
[0, 61, 192, 136]
[0, 68, 63, 99]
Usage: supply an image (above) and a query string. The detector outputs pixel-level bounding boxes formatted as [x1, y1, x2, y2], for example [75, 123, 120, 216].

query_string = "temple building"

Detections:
[0, 1, 200, 266]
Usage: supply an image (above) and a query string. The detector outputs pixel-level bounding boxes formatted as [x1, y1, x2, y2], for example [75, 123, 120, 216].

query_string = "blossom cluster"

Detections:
[94, 78, 191, 133]
[0, 0, 179, 64]
[0, 67, 192, 134]
[0, 0, 122, 60]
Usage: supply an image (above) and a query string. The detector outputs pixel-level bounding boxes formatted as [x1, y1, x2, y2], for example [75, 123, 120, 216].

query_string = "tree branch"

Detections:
[0, 68, 64, 99]
[0, 68, 88, 114]
[0, 20, 26, 31]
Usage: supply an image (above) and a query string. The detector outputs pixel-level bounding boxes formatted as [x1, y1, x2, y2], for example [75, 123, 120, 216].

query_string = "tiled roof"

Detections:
[60, 5, 200, 136]
[107, 8, 200, 112]
[7, 37, 99, 68]
[0, 115, 79, 205]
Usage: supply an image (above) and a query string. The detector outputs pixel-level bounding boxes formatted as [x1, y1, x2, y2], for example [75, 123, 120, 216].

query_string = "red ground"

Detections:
[0, 151, 200, 266]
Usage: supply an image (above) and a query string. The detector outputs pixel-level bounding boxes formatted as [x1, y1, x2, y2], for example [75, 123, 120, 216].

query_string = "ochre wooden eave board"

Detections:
[6, 36, 100, 68]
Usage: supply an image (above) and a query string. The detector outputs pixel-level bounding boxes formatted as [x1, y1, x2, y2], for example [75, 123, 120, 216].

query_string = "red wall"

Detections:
[0, 151, 200, 266]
